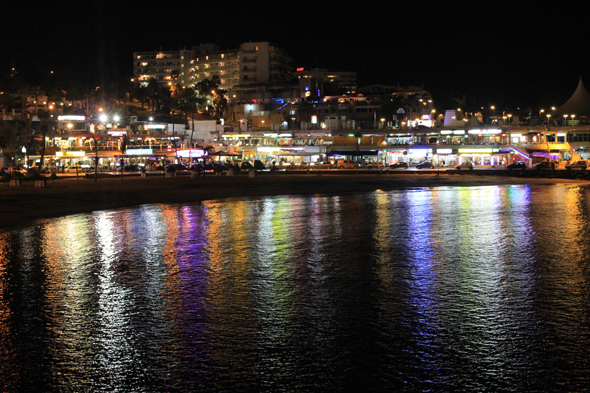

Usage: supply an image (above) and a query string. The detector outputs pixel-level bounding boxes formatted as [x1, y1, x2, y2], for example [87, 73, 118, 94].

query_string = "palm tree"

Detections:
[194, 76, 227, 119]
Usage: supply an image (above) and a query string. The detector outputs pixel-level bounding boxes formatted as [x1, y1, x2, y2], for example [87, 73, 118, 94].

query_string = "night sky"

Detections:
[3, 1, 590, 110]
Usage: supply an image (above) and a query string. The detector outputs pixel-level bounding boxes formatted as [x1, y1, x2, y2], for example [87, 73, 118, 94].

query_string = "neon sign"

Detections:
[58, 115, 85, 121]
[176, 149, 207, 158]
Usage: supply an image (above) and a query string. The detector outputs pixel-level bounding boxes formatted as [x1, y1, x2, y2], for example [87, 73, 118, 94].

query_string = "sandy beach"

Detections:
[1, 172, 589, 231]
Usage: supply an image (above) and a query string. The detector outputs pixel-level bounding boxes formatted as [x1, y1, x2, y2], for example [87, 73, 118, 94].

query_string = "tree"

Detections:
[194, 76, 227, 119]
[0, 123, 27, 166]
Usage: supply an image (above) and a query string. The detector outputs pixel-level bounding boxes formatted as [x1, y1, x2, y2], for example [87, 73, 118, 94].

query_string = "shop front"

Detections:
[456, 147, 505, 166]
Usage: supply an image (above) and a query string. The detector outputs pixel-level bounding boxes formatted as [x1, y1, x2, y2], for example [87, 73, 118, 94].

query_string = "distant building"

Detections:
[134, 42, 293, 92]
[294, 68, 357, 99]
[133, 50, 183, 87]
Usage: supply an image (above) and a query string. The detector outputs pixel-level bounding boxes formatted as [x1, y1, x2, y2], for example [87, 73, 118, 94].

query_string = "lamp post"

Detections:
[571, 114, 576, 125]
[546, 114, 551, 126]
[507, 114, 512, 126]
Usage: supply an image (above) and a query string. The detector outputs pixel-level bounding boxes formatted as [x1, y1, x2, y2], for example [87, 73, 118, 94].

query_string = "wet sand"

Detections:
[1, 172, 589, 231]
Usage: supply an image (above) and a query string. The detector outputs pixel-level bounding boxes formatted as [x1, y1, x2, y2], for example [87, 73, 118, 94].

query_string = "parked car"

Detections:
[389, 162, 409, 169]
[168, 164, 187, 172]
[535, 161, 557, 170]
[336, 160, 359, 169]
[366, 162, 385, 169]
[416, 161, 435, 169]
[309, 162, 331, 169]
[254, 160, 266, 170]
[506, 162, 527, 170]
[566, 160, 590, 170]
[455, 163, 474, 170]
[64, 166, 88, 173]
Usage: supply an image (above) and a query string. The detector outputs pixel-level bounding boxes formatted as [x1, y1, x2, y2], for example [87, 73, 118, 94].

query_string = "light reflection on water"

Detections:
[1, 185, 590, 392]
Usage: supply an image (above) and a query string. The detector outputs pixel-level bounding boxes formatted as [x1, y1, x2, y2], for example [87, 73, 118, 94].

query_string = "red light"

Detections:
[167, 146, 172, 152]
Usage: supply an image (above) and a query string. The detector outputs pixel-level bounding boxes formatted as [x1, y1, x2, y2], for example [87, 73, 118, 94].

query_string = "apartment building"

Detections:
[189, 44, 240, 91]
[133, 50, 183, 87]
[134, 42, 293, 91]
[294, 68, 357, 97]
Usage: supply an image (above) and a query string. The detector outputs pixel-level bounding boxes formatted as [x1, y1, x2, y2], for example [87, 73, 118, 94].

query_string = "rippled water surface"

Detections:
[2, 184, 590, 392]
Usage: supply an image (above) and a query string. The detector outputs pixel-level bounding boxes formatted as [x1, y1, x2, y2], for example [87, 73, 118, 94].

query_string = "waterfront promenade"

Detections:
[1, 172, 589, 231]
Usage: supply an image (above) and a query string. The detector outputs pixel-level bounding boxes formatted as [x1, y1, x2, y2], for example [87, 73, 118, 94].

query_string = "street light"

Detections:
[547, 114, 551, 126]
[571, 114, 576, 125]
[507, 114, 512, 125]
[563, 114, 568, 125]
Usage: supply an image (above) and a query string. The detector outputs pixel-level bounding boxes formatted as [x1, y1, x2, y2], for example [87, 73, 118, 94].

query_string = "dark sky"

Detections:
[3, 1, 589, 109]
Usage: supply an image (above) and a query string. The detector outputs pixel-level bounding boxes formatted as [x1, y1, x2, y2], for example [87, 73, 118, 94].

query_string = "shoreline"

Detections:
[1, 173, 589, 231]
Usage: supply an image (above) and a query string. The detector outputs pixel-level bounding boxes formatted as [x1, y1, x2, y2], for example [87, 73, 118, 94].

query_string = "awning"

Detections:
[209, 151, 242, 156]
[327, 150, 379, 156]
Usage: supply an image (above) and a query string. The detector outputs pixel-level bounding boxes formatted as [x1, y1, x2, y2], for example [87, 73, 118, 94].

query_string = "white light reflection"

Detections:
[93, 211, 138, 389]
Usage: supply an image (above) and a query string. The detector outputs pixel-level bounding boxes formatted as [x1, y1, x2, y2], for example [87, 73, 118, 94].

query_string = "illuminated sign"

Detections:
[126, 148, 153, 155]
[108, 131, 126, 136]
[458, 148, 501, 153]
[296, 67, 304, 72]
[57, 115, 85, 121]
[146, 124, 166, 129]
[281, 147, 306, 151]
[56, 151, 85, 157]
[223, 134, 250, 138]
[442, 130, 467, 135]
[311, 115, 317, 124]
[468, 129, 501, 134]
[437, 149, 453, 154]
[176, 149, 207, 158]
[257, 147, 282, 153]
